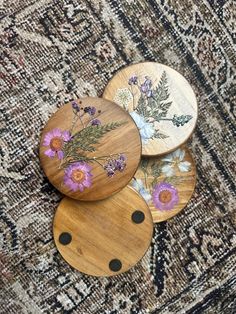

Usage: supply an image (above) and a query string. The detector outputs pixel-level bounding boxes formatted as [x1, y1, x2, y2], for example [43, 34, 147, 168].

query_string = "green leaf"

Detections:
[172, 114, 193, 127]
[135, 93, 147, 117]
[151, 162, 162, 178]
[64, 121, 127, 154]
[152, 130, 169, 139]
[148, 71, 173, 120]
[140, 159, 149, 174]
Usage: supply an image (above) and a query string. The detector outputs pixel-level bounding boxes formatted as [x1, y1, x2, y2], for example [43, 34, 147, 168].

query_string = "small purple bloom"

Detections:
[128, 75, 138, 85]
[106, 167, 115, 177]
[119, 154, 126, 161]
[91, 119, 101, 126]
[64, 162, 93, 192]
[152, 182, 179, 211]
[72, 101, 80, 112]
[103, 154, 127, 177]
[43, 128, 71, 160]
[84, 106, 96, 115]
[140, 76, 153, 97]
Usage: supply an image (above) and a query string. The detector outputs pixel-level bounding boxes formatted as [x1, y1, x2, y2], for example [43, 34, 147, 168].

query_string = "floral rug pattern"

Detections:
[1, 0, 235, 313]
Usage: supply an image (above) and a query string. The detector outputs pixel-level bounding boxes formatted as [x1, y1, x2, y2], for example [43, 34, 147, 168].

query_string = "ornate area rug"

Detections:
[1, 0, 235, 313]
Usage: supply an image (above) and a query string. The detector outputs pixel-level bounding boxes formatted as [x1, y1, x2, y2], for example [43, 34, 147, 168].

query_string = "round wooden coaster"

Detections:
[129, 145, 196, 222]
[39, 97, 141, 201]
[53, 186, 153, 276]
[103, 62, 198, 156]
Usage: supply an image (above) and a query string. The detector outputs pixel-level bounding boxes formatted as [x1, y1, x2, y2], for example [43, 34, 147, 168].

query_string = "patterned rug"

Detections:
[1, 0, 235, 313]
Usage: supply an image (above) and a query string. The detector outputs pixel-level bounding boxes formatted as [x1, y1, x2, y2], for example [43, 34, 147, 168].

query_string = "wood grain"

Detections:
[39, 97, 141, 201]
[130, 145, 196, 222]
[103, 62, 198, 156]
[53, 186, 153, 277]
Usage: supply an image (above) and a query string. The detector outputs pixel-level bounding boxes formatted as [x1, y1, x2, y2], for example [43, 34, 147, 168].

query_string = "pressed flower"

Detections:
[114, 88, 132, 108]
[161, 148, 191, 177]
[128, 75, 138, 85]
[130, 111, 155, 144]
[91, 119, 101, 126]
[103, 154, 127, 177]
[43, 128, 71, 160]
[84, 106, 96, 115]
[64, 162, 92, 192]
[140, 76, 153, 98]
[152, 182, 179, 210]
[72, 101, 80, 112]
[132, 179, 152, 203]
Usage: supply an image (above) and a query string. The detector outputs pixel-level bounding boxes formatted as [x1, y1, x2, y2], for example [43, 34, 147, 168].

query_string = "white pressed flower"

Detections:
[161, 148, 191, 177]
[130, 111, 155, 144]
[132, 179, 152, 203]
[113, 88, 132, 109]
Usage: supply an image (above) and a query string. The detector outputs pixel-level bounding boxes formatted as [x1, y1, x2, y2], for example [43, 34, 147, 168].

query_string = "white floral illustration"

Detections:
[113, 88, 132, 109]
[161, 148, 191, 177]
[130, 111, 155, 144]
[132, 178, 152, 203]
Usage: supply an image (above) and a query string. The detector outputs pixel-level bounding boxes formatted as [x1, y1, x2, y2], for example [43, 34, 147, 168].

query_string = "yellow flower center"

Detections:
[71, 169, 85, 183]
[50, 137, 63, 151]
[159, 190, 172, 203]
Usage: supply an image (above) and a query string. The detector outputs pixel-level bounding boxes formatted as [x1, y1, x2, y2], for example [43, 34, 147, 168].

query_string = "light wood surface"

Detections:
[103, 62, 198, 156]
[129, 145, 196, 222]
[53, 186, 153, 276]
[39, 97, 141, 201]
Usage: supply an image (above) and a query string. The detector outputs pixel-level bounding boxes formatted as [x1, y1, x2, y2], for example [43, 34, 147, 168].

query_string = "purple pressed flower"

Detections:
[72, 101, 80, 112]
[119, 154, 126, 161]
[103, 154, 127, 177]
[43, 128, 71, 160]
[84, 106, 96, 115]
[140, 76, 153, 97]
[152, 182, 179, 210]
[64, 162, 92, 192]
[106, 167, 115, 177]
[128, 75, 138, 85]
[91, 119, 101, 126]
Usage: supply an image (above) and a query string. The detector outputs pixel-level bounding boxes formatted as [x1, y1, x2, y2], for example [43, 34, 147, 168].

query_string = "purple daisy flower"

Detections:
[43, 128, 71, 160]
[152, 182, 179, 211]
[64, 162, 93, 192]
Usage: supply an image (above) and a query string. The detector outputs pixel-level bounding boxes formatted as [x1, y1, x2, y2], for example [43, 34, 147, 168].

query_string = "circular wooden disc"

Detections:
[103, 62, 198, 156]
[53, 186, 153, 276]
[39, 97, 141, 201]
[129, 145, 196, 222]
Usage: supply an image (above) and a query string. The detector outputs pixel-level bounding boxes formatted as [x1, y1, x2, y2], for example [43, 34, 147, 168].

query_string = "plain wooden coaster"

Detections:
[129, 145, 196, 222]
[53, 186, 153, 276]
[39, 97, 141, 201]
[103, 62, 198, 156]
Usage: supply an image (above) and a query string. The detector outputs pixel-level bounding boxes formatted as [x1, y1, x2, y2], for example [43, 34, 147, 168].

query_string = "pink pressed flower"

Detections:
[152, 182, 179, 210]
[43, 128, 71, 160]
[64, 162, 92, 192]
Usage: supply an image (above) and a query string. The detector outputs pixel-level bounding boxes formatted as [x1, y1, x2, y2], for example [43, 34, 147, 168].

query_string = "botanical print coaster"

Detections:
[39, 97, 141, 201]
[103, 62, 198, 156]
[130, 146, 196, 222]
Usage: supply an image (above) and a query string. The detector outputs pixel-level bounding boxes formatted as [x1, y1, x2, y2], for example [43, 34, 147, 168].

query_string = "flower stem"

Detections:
[131, 85, 135, 111]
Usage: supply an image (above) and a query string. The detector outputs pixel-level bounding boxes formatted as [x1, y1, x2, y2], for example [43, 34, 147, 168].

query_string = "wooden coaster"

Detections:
[129, 145, 196, 222]
[103, 62, 198, 156]
[39, 97, 141, 201]
[53, 186, 153, 276]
